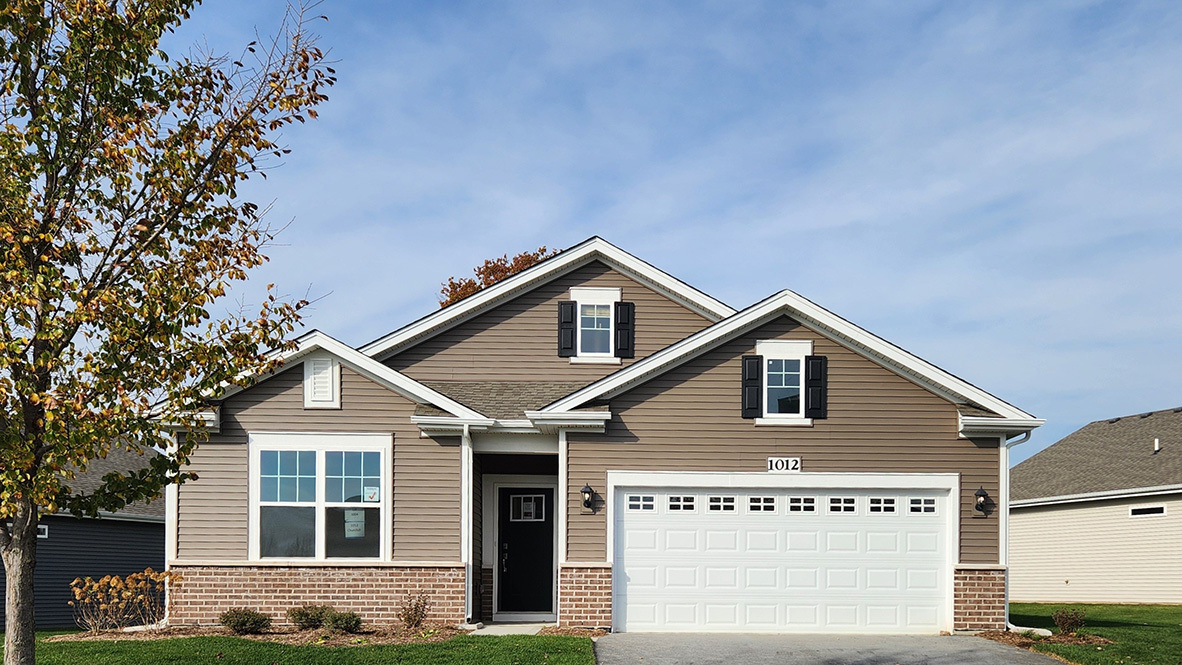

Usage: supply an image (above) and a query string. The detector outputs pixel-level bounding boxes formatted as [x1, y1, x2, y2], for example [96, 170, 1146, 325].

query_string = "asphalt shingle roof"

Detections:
[422, 381, 592, 420]
[1010, 405, 1182, 502]
[63, 447, 166, 519]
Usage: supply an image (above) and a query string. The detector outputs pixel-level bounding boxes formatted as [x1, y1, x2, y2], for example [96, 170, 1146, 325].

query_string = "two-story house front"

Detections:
[166, 237, 1041, 634]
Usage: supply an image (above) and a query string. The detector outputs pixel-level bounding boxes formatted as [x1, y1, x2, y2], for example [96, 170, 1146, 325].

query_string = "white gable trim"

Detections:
[216, 331, 487, 420]
[359, 237, 736, 360]
[541, 290, 1040, 424]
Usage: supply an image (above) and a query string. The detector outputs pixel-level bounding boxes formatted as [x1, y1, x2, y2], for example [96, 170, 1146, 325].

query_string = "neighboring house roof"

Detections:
[63, 447, 166, 520]
[1011, 406, 1182, 506]
[423, 381, 589, 420]
[359, 237, 737, 361]
[540, 289, 1041, 434]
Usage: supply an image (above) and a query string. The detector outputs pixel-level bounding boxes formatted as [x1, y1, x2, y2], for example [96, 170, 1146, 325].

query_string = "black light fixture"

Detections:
[580, 484, 595, 509]
[974, 486, 989, 513]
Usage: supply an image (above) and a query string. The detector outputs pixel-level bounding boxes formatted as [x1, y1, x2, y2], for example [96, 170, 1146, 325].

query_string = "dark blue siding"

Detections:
[0, 515, 165, 628]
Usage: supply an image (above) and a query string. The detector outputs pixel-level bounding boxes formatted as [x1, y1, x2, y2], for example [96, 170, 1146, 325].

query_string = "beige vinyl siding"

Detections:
[1010, 494, 1182, 603]
[176, 364, 461, 562]
[566, 315, 1001, 564]
[384, 260, 712, 382]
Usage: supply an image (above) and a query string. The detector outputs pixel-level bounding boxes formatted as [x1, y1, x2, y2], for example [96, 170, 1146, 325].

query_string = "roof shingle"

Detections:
[422, 381, 591, 420]
[62, 447, 166, 519]
[1010, 406, 1182, 502]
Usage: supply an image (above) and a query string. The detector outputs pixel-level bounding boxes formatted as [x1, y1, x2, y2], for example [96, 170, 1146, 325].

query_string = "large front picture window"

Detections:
[251, 434, 390, 561]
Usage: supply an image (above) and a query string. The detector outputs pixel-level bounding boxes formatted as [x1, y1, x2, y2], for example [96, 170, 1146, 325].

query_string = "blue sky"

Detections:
[171, 1, 1182, 464]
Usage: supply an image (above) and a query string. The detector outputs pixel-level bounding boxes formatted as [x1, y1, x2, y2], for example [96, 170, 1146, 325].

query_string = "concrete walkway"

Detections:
[469, 622, 552, 636]
[595, 633, 1062, 665]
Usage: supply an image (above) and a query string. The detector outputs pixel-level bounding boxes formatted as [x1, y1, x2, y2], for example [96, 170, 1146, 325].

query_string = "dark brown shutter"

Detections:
[804, 355, 828, 419]
[741, 355, 763, 419]
[614, 301, 635, 358]
[558, 301, 577, 357]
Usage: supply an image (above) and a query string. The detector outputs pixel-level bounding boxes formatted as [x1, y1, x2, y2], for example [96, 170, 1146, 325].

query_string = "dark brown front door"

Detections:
[497, 487, 554, 613]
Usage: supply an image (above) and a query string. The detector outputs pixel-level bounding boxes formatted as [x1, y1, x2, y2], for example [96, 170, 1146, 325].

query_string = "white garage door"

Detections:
[613, 486, 952, 633]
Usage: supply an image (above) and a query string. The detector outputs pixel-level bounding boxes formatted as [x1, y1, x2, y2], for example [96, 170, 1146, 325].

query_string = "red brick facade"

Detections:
[557, 565, 612, 628]
[953, 567, 1007, 631]
[167, 565, 465, 626]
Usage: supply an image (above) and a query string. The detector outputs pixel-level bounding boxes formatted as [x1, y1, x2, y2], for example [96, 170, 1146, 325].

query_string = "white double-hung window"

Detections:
[569, 287, 621, 362]
[249, 433, 391, 561]
[755, 339, 813, 424]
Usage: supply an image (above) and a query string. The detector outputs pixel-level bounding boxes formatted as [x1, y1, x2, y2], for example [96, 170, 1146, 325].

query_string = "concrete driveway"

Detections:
[595, 633, 1061, 665]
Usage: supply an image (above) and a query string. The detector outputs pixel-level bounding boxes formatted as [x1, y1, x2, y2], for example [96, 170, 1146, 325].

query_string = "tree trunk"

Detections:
[2, 500, 38, 665]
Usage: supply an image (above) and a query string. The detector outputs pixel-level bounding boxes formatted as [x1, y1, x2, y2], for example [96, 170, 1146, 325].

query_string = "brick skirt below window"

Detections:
[558, 565, 612, 628]
[954, 567, 1007, 631]
[167, 565, 465, 626]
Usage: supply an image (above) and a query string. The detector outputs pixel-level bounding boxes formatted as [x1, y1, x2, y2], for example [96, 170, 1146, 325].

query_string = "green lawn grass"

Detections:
[17, 634, 596, 665]
[1010, 603, 1182, 665]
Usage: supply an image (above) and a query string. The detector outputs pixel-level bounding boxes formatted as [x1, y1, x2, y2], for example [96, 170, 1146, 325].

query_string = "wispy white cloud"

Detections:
[171, 0, 1182, 462]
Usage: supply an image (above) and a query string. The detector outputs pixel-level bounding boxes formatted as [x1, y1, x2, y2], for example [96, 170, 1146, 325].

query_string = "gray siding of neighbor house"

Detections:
[383, 260, 713, 382]
[175, 363, 461, 563]
[566, 315, 1002, 565]
[1010, 494, 1182, 603]
[0, 516, 164, 628]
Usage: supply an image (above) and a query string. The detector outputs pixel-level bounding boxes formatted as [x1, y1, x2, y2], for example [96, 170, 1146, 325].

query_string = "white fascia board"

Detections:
[358, 237, 736, 360]
[1011, 484, 1182, 509]
[543, 290, 1039, 423]
[214, 331, 488, 421]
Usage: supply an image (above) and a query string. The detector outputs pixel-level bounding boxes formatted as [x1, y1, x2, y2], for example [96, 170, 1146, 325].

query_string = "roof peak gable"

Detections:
[541, 289, 1040, 425]
[359, 237, 736, 361]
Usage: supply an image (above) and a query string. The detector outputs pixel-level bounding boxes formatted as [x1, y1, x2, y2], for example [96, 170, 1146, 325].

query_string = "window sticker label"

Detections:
[363, 486, 380, 503]
[344, 509, 366, 539]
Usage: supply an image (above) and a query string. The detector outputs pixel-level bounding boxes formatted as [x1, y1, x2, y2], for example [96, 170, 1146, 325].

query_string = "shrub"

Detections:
[323, 609, 363, 633]
[287, 604, 331, 630]
[69, 568, 177, 632]
[1052, 608, 1086, 635]
[398, 592, 430, 630]
[219, 608, 272, 635]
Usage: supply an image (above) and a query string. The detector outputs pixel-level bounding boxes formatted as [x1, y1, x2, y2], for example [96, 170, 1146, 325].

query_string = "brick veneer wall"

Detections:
[168, 565, 465, 626]
[479, 566, 494, 622]
[954, 567, 1007, 631]
[558, 566, 612, 628]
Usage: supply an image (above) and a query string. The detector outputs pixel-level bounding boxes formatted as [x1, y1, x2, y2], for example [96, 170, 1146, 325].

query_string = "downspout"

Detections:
[1003, 430, 1050, 636]
[461, 424, 473, 624]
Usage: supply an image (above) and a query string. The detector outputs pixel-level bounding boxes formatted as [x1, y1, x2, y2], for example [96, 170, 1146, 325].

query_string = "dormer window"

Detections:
[557, 287, 634, 363]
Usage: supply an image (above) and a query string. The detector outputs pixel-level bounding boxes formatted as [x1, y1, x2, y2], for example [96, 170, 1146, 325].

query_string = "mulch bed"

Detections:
[43, 623, 464, 647]
[979, 630, 1112, 649]
[536, 626, 609, 638]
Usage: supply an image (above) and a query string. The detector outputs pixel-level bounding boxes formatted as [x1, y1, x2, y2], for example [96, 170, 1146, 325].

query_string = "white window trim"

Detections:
[4, 523, 48, 539]
[570, 287, 621, 363]
[1129, 505, 1167, 518]
[303, 353, 341, 409]
[247, 432, 391, 563]
[755, 339, 813, 424]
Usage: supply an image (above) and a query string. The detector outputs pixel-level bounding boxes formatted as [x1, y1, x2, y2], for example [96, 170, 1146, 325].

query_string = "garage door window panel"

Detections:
[627, 494, 655, 511]
[749, 496, 776, 513]
[789, 496, 816, 513]
[869, 498, 897, 514]
[708, 496, 736, 512]
[909, 498, 937, 514]
[829, 497, 857, 514]
[668, 495, 696, 512]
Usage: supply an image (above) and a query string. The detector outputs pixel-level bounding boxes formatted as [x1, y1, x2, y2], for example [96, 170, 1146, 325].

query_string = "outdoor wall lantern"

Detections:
[974, 486, 989, 513]
[581, 484, 595, 509]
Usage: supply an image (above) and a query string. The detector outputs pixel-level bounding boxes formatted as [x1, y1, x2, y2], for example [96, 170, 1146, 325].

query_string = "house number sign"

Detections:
[767, 456, 802, 473]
